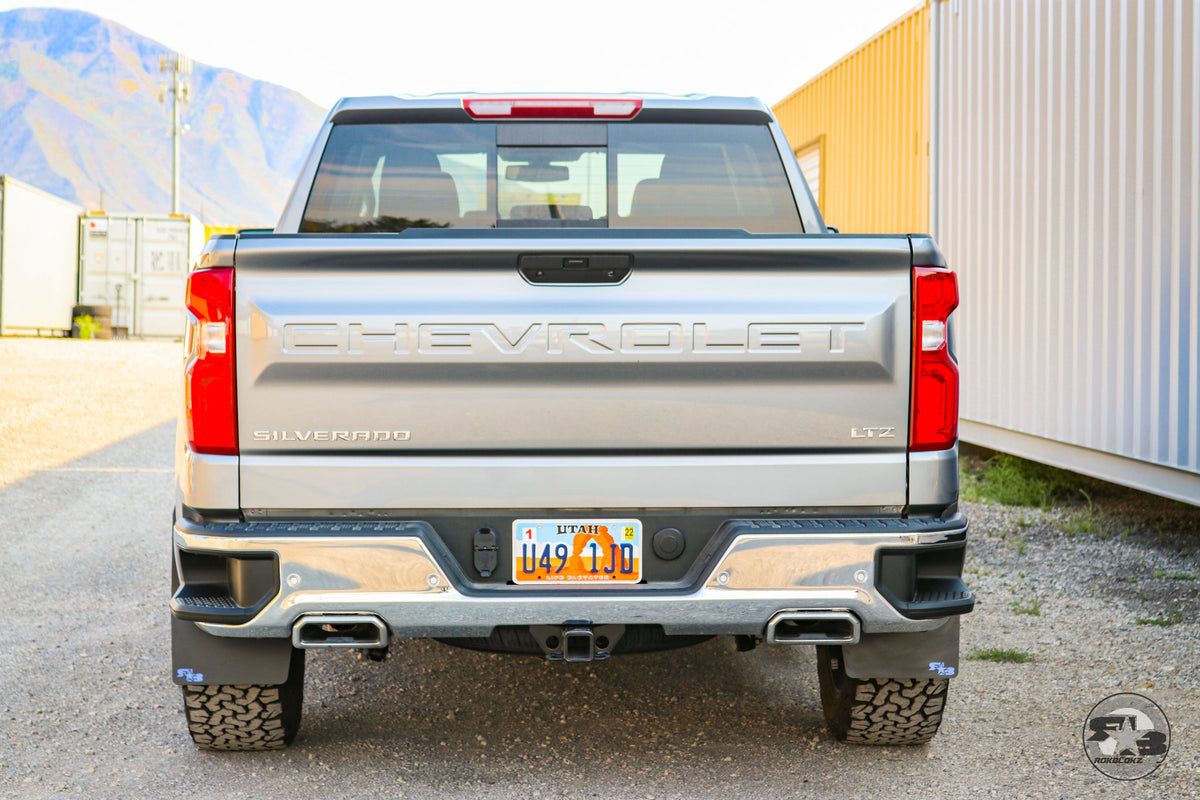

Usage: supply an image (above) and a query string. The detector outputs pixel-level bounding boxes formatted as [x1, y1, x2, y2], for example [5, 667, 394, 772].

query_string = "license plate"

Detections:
[512, 519, 642, 585]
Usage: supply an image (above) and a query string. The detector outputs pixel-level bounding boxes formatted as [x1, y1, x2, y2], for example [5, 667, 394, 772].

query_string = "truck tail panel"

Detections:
[231, 234, 915, 510]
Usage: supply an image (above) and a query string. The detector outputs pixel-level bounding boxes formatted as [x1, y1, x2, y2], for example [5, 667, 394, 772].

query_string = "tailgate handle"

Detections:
[519, 254, 631, 284]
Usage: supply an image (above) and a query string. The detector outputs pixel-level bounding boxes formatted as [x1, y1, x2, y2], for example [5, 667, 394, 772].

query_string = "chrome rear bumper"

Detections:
[172, 516, 970, 639]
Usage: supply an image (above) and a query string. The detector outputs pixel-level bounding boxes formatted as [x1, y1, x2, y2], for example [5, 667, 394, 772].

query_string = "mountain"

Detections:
[0, 7, 327, 226]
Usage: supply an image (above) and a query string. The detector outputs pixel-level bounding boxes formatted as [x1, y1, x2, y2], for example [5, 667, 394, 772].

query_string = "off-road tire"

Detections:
[816, 645, 948, 745]
[181, 648, 305, 751]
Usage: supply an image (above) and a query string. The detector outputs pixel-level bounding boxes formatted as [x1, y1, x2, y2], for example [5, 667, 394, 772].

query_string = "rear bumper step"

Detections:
[888, 577, 975, 619]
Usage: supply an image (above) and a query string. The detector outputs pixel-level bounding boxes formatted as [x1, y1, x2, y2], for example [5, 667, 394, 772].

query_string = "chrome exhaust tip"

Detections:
[292, 614, 389, 649]
[764, 611, 861, 645]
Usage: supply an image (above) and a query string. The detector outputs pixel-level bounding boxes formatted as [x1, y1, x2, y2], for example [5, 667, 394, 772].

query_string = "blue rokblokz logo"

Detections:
[1083, 693, 1170, 780]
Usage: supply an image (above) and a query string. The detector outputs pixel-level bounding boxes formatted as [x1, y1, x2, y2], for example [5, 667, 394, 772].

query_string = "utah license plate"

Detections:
[512, 519, 642, 585]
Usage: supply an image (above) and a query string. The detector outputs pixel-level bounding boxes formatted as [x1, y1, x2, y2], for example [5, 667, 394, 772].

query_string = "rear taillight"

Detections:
[910, 267, 959, 452]
[462, 97, 642, 119]
[185, 268, 237, 455]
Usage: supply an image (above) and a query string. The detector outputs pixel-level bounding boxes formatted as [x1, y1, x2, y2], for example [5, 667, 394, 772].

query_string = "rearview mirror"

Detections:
[505, 164, 570, 182]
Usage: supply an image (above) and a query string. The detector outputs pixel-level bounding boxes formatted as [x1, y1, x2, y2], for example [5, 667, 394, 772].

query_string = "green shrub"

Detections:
[74, 314, 97, 340]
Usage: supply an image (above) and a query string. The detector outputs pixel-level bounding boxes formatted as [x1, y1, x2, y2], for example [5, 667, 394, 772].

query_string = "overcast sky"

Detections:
[4, 0, 920, 109]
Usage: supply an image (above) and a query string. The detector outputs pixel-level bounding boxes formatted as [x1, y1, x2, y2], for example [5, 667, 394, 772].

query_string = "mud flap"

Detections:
[840, 617, 960, 679]
[171, 616, 295, 686]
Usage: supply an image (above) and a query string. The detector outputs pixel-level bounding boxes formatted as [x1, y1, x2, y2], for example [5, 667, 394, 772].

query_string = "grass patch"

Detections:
[1136, 610, 1185, 627]
[967, 647, 1034, 663]
[1061, 512, 1095, 535]
[1153, 571, 1196, 581]
[961, 453, 1093, 509]
[1011, 597, 1042, 616]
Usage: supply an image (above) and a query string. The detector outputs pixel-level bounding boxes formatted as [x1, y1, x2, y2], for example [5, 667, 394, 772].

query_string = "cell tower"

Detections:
[159, 54, 192, 215]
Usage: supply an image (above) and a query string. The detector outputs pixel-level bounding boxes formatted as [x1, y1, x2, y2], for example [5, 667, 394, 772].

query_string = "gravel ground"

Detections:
[0, 338, 180, 486]
[0, 339, 1196, 799]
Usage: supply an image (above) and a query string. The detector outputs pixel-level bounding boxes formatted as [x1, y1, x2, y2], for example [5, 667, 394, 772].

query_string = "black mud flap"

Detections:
[171, 616, 295, 686]
[840, 617, 960, 680]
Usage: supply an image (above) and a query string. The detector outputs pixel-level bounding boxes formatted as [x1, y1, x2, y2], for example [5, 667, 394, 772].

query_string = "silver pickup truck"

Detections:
[171, 94, 972, 751]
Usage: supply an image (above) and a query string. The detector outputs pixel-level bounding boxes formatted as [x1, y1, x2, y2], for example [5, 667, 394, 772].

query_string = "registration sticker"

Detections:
[512, 519, 642, 585]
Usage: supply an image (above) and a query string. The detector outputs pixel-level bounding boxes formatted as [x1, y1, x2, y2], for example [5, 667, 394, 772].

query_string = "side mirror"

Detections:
[826, 225, 840, 234]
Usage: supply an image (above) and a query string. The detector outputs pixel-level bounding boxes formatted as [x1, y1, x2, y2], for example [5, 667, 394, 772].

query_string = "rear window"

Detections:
[300, 122, 802, 233]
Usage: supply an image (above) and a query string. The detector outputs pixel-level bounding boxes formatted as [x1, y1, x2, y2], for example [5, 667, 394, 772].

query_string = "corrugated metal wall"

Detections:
[935, 0, 1200, 500]
[774, 3, 929, 233]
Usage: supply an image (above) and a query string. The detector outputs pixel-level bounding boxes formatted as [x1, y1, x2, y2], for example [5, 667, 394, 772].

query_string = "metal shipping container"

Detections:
[773, 0, 1200, 505]
[78, 213, 205, 338]
[0, 175, 84, 335]
[933, 0, 1200, 505]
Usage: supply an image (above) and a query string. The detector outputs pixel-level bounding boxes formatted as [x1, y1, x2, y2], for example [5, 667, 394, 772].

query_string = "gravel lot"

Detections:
[0, 339, 1196, 799]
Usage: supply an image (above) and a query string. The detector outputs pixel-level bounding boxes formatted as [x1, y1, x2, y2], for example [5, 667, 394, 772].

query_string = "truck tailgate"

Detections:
[233, 234, 913, 510]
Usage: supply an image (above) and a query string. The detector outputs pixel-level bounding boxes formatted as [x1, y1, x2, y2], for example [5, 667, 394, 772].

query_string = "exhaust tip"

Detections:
[765, 611, 860, 645]
[292, 614, 389, 649]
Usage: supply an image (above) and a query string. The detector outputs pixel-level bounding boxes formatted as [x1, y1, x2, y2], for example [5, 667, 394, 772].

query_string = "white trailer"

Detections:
[78, 213, 205, 338]
[0, 176, 84, 336]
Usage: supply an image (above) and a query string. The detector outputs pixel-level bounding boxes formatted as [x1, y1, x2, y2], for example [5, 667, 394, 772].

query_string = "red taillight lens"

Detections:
[185, 268, 237, 455]
[910, 267, 959, 452]
[462, 97, 642, 119]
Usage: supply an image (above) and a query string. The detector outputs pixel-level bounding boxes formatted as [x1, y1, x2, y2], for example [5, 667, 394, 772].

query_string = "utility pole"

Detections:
[159, 53, 191, 215]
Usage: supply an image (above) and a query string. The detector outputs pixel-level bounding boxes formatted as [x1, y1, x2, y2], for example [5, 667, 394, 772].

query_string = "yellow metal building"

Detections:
[773, 3, 929, 233]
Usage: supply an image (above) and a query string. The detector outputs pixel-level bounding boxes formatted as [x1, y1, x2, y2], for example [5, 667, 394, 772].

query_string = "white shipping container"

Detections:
[79, 213, 205, 338]
[933, 0, 1200, 504]
[0, 176, 84, 335]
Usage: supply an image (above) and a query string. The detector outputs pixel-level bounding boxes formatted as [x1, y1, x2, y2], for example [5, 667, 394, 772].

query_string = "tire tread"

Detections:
[818, 646, 948, 746]
[180, 648, 304, 751]
[182, 684, 289, 751]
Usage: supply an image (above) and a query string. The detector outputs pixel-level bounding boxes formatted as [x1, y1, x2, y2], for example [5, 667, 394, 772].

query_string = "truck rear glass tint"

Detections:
[300, 123, 802, 233]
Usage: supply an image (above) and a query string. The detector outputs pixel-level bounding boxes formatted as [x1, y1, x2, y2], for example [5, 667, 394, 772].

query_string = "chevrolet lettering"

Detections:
[172, 93, 971, 752]
[277, 321, 873, 357]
